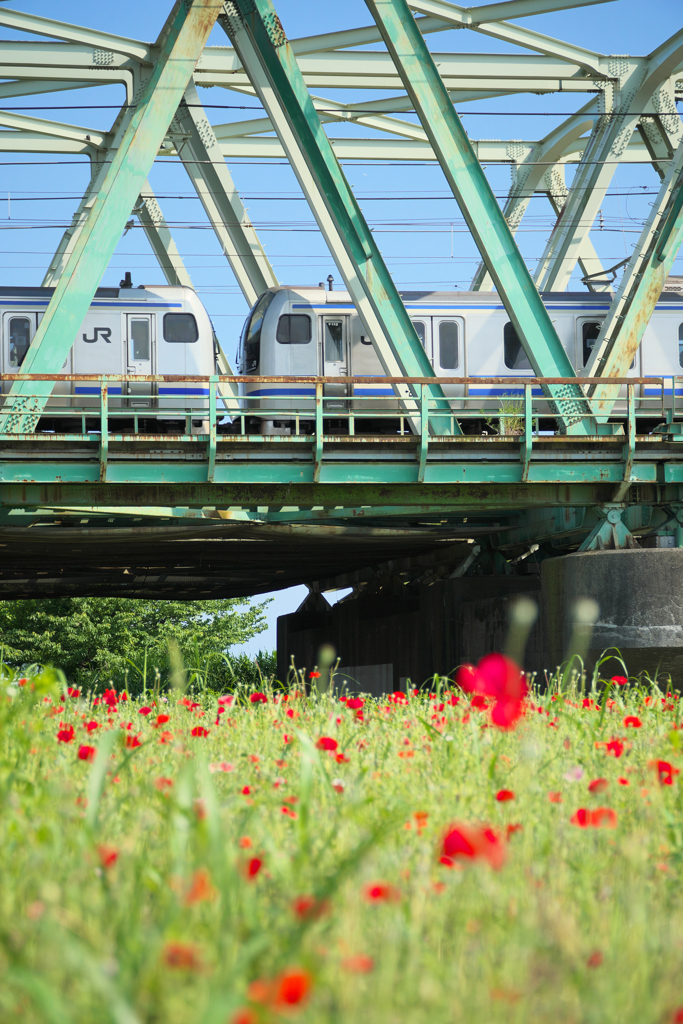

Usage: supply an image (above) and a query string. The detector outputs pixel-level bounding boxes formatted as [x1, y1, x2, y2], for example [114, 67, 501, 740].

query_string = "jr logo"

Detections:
[83, 327, 112, 344]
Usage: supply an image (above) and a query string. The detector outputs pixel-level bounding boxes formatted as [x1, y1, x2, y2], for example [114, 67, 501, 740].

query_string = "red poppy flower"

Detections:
[162, 942, 201, 971]
[154, 777, 173, 792]
[388, 691, 409, 705]
[346, 697, 364, 710]
[158, 730, 173, 744]
[342, 955, 374, 973]
[97, 844, 118, 868]
[590, 807, 617, 829]
[441, 823, 506, 870]
[496, 789, 515, 802]
[624, 716, 642, 728]
[292, 894, 329, 920]
[231, 1009, 258, 1024]
[247, 857, 263, 879]
[316, 736, 338, 751]
[506, 823, 523, 840]
[309, 671, 321, 679]
[470, 694, 487, 710]
[491, 697, 525, 730]
[548, 792, 562, 803]
[363, 881, 401, 902]
[184, 867, 216, 905]
[618, 777, 629, 786]
[56, 725, 75, 744]
[605, 738, 625, 758]
[273, 967, 312, 1008]
[454, 664, 478, 693]
[571, 808, 590, 828]
[66, 687, 80, 699]
[77, 744, 96, 762]
[190, 726, 209, 738]
[587, 950, 604, 968]
[250, 693, 268, 704]
[610, 675, 628, 686]
[218, 694, 235, 706]
[588, 778, 608, 794]
[84, 720, 99, 733]
[138, 706, 152, 716]
[125, 734, 141, 749]
[651, 760, 679, 786]
[672, 1008, 683, 1024]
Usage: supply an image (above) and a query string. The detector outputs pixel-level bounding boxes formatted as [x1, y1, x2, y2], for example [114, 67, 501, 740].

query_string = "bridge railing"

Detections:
[0, 375, 679, 440]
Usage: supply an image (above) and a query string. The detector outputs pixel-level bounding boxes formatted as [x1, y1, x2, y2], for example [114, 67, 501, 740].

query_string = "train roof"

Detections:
[0, 285, 196, 300]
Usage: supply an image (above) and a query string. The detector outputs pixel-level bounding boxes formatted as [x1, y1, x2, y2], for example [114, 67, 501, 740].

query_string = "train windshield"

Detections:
[243, 291, 275, 372]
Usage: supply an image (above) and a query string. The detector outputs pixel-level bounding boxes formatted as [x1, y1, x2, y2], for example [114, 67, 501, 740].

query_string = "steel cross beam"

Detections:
[585, 140, 683, 419]
[219, 0, 455, 435]
[365, 0, 594, 435]
[0, 0, 224, 435]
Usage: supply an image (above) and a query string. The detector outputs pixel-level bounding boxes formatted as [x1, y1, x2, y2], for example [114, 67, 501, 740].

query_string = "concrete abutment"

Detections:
[276, 550, 683, 693]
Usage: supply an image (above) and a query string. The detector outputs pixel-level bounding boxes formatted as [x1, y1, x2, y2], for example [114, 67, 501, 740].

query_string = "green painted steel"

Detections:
[0, 481, 679, 514]
[220, 0, 457, 435]
[0, 0, 223, 435]
[365, 0, 594, 436]
[586, 145, 683, 420]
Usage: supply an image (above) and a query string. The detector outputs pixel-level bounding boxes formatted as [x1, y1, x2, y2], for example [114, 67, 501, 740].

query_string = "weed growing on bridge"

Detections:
[2, 660, 683, 1023]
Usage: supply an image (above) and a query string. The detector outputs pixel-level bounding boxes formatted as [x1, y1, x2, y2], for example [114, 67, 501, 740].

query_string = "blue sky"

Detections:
[1, 0, 681, 651]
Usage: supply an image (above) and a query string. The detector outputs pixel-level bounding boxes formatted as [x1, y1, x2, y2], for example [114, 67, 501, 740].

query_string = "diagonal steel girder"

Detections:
[0, 0, 224, 435]
[584, 139, 683, 420]
[169, 79, 278, 306]
[365, 0, 594, 435]
[218, 0, 455, 435]
[534, 30, 683, 292]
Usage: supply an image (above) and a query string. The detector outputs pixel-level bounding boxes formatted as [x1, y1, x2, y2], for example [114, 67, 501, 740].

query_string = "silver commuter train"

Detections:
[237, 283, 683, 432]
[0, 283, 216, 429]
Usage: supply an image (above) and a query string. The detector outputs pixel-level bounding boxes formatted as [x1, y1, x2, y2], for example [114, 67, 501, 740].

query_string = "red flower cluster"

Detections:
[455, 654, 528, 730]
[250, 693, 268, 705]
[241, 967, 312, 1016]
[571, 807, 617, 829]
[440, 823, 506, 870]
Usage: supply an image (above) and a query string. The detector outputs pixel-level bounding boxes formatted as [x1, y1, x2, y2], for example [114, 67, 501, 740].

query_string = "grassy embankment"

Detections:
[2, 658, 683, 1024]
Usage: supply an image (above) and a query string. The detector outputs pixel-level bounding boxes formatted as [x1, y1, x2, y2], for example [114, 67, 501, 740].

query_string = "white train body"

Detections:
[0, 284, 216, 419]
[237, 285, 683, 430]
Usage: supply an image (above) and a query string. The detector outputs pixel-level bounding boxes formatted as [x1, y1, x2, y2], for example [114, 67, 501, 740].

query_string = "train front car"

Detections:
[238, 286, 323, 434]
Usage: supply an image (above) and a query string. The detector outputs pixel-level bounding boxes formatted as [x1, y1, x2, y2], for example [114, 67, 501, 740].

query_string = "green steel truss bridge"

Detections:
[0, 0, 683, 599]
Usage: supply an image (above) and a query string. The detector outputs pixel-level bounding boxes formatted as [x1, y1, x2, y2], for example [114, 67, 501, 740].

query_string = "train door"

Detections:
[3, 312, 32, 396]
[577, 317, 637, 412]
[431, 316, 465, 401]
[126, 313, 155, 407]
[322, 315, 348, 405]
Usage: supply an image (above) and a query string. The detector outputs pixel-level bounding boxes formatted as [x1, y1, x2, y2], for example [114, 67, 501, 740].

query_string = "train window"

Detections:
[503, 322, 531, 370]
[276, 314, 311, 344]
[679, 324, 683, 368]
[324, 320, 344, 362]
[8, 317, 30, 368]
[439, 321, 459, 369]
[582, 321, 602, 366]
[130, 319, 150, 361]
[412, 321, 426, 347]
[163, 313, 198, 344]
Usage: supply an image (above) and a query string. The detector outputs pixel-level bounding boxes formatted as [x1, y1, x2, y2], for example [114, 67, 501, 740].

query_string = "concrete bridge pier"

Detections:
[277, 550, 683, 692]
[542, 549, 683, 682]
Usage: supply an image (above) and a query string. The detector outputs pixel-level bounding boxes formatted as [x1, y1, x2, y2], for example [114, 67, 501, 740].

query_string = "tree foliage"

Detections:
[0, 596, 269, 687]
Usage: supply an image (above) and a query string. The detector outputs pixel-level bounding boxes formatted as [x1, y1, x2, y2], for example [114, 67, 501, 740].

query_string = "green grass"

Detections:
[2, 666, 683, 1024]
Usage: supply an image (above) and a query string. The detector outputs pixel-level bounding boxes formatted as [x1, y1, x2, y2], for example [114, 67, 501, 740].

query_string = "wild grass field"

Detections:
[2, 654, 683, 1024]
